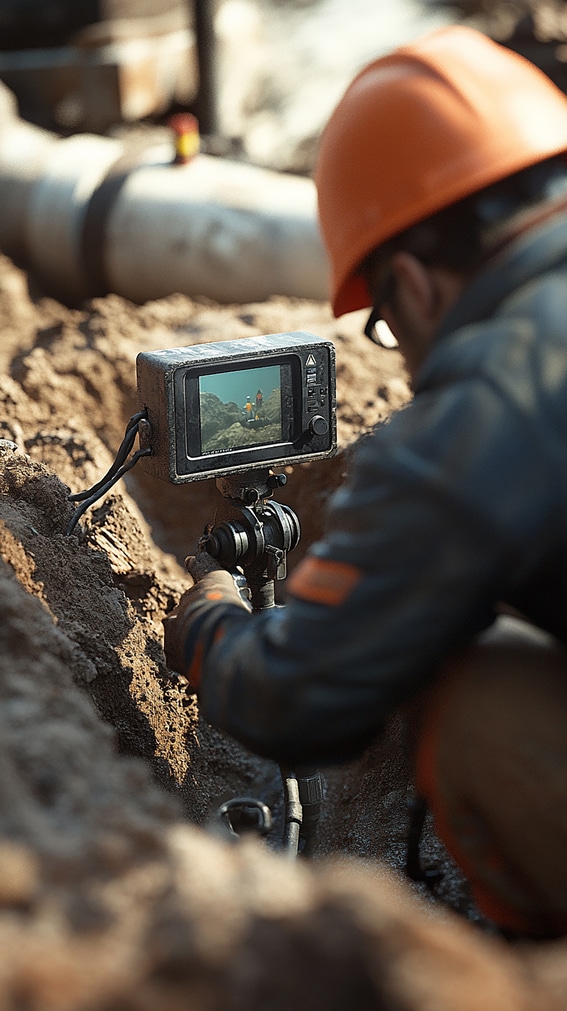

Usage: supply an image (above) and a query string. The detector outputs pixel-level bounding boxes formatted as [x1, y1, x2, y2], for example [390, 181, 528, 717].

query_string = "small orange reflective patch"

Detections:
[205, 590, 224, 601]
[287, 557, 362, 607]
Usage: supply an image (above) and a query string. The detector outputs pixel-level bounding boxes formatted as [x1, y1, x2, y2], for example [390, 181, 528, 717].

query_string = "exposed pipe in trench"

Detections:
[0, 81, 330, 307]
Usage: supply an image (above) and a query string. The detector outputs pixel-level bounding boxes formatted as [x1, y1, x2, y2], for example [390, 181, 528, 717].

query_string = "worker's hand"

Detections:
[185, 550, 225, 583]
[162, 552, 251, 679]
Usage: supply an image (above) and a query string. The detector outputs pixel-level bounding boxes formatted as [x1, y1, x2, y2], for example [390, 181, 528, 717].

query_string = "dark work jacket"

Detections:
[194, 211, 567, 766]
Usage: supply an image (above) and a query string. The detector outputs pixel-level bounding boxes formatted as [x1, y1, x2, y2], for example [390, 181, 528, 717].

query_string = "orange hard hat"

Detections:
[315, 25, 567, 318]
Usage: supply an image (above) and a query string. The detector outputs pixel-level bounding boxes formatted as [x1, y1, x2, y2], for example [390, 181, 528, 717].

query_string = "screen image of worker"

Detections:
[198, 365, 282, 453]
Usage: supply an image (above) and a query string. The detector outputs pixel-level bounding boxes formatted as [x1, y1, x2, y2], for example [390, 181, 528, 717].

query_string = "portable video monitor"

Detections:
[136, 331, 337, 483]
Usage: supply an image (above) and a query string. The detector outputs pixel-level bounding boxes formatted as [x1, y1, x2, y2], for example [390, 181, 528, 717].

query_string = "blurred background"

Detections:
[1, 0, 565, 176]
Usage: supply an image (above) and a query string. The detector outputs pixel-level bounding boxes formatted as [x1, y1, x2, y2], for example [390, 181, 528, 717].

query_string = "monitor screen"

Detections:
[199, 364, 282, 454]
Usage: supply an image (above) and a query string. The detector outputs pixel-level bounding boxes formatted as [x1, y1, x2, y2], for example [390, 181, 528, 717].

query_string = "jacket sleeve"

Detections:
[196, 370, 556, 767]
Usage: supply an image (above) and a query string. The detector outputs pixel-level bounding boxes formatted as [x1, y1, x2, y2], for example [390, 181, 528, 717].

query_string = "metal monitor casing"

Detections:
[136, 331, 337, 483]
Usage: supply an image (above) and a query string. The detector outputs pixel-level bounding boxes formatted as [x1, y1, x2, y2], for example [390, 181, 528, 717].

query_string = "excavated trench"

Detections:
[0, 250, 566, 1009]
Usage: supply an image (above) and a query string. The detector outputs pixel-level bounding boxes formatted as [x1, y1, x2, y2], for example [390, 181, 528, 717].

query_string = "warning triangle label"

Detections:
[306, 354, 316, 366]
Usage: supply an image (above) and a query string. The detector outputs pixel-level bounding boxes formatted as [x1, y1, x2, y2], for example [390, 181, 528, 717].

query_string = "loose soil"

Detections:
[1, 249, 567, 1009]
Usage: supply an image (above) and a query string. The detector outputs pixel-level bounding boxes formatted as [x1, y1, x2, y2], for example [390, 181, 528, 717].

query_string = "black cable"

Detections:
[297, 768, 324, 857]
[66, 419, 150, 537]
[405, 796, 444, 890]
[69, 410, 147, 503]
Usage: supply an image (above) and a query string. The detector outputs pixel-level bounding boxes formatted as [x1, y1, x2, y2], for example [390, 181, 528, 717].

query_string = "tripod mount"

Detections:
[201, 468, 323, 858]
[198, 468, 301, 610]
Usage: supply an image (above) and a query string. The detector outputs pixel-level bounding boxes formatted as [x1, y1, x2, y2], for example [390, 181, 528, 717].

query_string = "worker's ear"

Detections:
[390, 251, 438, 321]
[390, 251, 465, 325]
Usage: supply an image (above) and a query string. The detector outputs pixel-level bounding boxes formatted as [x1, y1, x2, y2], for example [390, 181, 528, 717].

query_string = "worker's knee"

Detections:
[414, 615, 567, 937]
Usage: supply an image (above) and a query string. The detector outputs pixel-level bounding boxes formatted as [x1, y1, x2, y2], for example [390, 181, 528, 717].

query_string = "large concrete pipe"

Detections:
[0, 81, 330, 306]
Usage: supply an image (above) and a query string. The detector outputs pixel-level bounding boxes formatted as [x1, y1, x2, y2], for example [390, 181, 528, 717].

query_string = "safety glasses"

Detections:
[364, 306, 399, 348]
[363, 265, 399, 348]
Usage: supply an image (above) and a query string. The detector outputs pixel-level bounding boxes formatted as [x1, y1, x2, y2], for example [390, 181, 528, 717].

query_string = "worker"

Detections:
[164, 26, 567, 939]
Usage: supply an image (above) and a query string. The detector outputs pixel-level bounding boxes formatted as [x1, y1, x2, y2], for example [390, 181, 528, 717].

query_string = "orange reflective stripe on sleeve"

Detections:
[186, 638, 204, 690]
[286, 557, 362, 607]
[186, 625, 226, 689]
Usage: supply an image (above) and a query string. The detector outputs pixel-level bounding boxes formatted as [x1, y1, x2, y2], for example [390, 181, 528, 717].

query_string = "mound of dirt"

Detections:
[1, 249, 567, 1008]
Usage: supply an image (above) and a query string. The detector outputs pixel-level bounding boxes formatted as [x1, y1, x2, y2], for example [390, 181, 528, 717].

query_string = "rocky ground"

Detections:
[1, 248, 567, 1008]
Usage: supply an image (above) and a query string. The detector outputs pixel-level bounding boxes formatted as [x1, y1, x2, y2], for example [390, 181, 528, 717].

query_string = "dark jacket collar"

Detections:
[412, 209, 567, 394]
[437, 208, 567, 342]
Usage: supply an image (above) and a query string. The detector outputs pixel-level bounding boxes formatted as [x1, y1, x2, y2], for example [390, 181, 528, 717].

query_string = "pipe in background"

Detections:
[0, 81, 330, 307]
